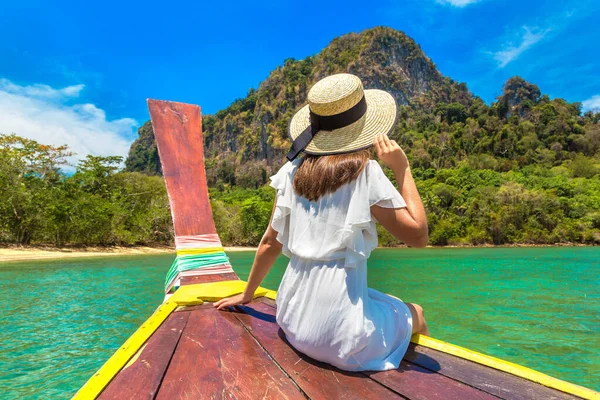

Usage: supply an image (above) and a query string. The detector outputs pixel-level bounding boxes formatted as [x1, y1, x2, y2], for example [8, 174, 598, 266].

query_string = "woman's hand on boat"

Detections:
[374, 134, 409, 171]
[214, 293, 253, 310]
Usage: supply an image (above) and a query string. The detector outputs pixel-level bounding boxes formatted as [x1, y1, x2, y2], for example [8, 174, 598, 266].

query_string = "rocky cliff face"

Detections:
[124, 121, 161, 175]
[497, 76, 541, 119]
[126, 26, 472, 184]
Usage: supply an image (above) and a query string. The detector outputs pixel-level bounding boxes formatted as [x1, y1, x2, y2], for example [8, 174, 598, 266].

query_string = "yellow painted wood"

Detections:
[123, 344, 147, 370]
[72, 300, 179, 400]
[170, 280, 269, 303]
[411, 334, 599, 400]
[168, 286, 205, 306]
[175, 247, 224, 257]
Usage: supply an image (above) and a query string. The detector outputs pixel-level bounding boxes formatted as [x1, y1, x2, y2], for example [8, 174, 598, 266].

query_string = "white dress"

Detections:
[270, 158, 413, 372]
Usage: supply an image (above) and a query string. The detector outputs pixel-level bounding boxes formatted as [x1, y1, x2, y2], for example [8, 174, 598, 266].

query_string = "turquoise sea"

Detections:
[0, 247, 598, 399]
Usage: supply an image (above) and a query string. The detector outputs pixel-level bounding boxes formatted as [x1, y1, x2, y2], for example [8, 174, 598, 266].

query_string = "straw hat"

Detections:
[287, 73, 397, 159]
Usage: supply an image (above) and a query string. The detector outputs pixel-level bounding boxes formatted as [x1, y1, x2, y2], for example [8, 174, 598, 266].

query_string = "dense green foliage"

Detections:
[0, 135, 172, 246]
[0, 133, 281, 247]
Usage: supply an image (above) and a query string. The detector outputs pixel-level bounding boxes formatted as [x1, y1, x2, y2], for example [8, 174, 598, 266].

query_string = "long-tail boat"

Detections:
[73, 100, 599, 400]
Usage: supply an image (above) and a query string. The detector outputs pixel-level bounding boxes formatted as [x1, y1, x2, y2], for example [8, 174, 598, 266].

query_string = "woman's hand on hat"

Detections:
[374, 134, 409, 171]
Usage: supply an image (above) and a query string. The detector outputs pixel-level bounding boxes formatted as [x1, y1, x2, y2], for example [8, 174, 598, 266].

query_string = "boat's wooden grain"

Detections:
[365, 361, 499, 400]
[155, 306, 305, 399]
[404, 344, 580, 400]
[98, 311, 190, 400]
[259, 296, 277, 308]
[147, 99, 215, 237]
[215, 311, 306, 399]
[232, 302, 406, 400]
[155, 309, 223, 399]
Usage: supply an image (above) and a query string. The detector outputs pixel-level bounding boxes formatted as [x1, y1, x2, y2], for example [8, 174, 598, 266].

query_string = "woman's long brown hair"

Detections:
[293, 149, 371, 201]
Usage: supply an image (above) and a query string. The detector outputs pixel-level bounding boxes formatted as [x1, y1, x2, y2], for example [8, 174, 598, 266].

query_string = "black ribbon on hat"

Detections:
[286, 96, 368, 161]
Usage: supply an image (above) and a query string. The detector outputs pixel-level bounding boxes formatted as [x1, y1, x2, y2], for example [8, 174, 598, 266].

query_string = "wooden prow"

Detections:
[147, 99, 216, 236]
[147, 99, 237, 293]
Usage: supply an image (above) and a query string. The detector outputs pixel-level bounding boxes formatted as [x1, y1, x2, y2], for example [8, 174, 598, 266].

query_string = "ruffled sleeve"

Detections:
[339, 160, 406, 268]
[366, 160, 407, 209]
[269, 160, 297, 257]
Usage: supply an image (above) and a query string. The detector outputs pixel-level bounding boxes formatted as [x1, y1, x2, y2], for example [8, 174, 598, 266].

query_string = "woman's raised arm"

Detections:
[370, 134, 428, 248]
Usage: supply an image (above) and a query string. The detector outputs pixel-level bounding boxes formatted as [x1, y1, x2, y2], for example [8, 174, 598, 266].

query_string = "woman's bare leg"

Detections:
[406, 303, 430, 336]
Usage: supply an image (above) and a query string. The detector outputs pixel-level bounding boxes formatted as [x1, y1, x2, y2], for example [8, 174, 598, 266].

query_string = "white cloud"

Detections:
[0, 79, 137, 170]
[491, 26, 550, 68]
[582, 95, 600, 112]
[436, 0, 480, 7]
[0, 79, 85, 100]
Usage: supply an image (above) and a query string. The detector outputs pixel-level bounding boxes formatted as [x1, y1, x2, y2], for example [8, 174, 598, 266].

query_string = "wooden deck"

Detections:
[93, 273, 585, 400]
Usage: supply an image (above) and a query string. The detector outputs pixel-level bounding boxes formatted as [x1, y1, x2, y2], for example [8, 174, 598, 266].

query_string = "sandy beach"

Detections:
[0, 246, 258, 263]
[1, 243, 592, 263]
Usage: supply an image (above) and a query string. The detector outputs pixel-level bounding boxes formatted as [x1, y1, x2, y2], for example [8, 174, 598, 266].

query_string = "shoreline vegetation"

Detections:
[0, 131, 598, 250]
[0, 243, 594, 263]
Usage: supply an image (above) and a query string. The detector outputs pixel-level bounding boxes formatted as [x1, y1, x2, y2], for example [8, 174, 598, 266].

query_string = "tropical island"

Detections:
[1, 27, 598, 253]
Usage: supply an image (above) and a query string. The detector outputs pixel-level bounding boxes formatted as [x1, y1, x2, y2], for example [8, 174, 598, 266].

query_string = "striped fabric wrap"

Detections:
[175, 234, 222, 249]
[164, 234, 233, 292]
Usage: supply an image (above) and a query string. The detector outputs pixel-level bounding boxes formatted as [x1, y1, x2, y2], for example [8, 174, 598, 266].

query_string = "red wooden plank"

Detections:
[98, 312, 190, 400]
[156, 309, 222, 399]
[216, 312, 305, 399]
[147, 99, 216, 237]
[232, 302, 405, 400]
[365, 361, 498, 400]
[180, 272, 239, 285]
[403, 344, 579, 400]
[258, 297, 277, 308]
[155, 307, 304, 399]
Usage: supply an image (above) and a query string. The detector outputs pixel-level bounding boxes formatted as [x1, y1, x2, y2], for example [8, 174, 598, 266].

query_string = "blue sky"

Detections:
[0, 0, 598, 164]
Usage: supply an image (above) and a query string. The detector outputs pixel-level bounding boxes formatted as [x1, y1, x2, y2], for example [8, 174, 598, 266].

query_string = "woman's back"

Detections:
[271, 158, 406, 266]
[272, 157, 414, 371]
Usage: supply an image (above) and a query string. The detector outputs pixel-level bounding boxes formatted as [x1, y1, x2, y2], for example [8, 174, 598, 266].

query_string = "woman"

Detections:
[215, 73, 429, 371]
